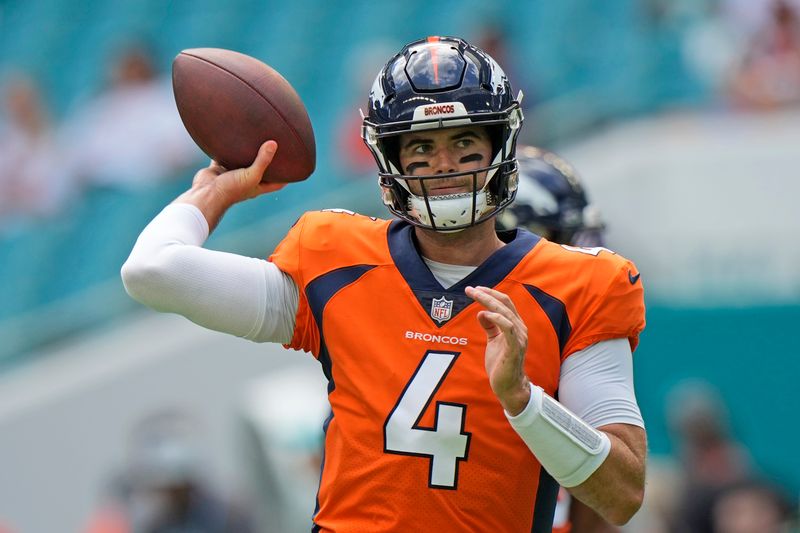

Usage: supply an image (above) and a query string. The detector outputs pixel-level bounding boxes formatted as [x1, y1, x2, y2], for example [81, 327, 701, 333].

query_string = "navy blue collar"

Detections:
[387, 220, 541, 292]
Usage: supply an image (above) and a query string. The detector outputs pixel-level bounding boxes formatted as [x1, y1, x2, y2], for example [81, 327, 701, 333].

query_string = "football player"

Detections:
[122, 36, 646, 532]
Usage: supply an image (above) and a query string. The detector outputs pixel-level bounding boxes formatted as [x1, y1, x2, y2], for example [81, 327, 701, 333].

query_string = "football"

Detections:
[172, 48, 316, 183]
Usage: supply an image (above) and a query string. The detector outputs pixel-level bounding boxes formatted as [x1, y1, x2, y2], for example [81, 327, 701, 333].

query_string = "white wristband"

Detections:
[506, 383, 611, 487]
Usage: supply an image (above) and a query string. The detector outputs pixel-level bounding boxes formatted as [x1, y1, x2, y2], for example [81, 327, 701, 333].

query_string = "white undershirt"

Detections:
[121, 203, 643, 429]
[422, 257, 478, 289]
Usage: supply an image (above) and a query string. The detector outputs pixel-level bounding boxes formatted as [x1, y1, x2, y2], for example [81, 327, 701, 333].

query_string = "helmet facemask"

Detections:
[361, 36, 524, 232]
[377, 122, 520, 232]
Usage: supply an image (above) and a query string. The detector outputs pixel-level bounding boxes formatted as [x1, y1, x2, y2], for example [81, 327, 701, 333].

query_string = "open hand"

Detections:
[466, 285, 531, 415]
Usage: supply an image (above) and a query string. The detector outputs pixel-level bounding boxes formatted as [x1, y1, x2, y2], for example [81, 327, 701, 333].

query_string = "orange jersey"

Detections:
[269, 211, 645, 533]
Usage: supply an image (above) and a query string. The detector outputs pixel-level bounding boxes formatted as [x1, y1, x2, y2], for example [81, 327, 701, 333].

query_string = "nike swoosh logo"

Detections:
[628, 270, 641, 285]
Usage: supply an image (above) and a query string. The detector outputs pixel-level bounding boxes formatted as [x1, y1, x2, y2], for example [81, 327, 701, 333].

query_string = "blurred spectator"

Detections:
[62, 42, 200, 190]
[681, 0, 745, 98]
[730, 0, 800, 109]
[0, 72, 74, 226]
[710, 480, 795, 533]
[624, 380, 758, 533]
[666, 380, 753, 533]
[84, 409, 253, 533]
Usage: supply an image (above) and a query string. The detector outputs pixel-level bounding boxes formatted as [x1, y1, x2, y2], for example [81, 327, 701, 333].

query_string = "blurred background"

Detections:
[0, 0, 798, 532]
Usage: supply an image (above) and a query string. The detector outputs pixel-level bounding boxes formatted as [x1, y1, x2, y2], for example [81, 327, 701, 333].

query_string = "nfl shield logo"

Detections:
[430, 296, 453, 323]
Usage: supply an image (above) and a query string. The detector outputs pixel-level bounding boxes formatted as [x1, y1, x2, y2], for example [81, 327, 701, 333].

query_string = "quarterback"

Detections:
[122, 36, 646, 532]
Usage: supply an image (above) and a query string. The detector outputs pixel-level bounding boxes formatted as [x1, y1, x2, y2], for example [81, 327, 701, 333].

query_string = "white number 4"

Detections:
[384, 351, 471, 489]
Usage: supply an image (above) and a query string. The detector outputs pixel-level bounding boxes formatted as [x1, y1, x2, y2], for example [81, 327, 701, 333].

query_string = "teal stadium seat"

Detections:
[37, 179, 191, 305]
[0, 218, 71, 320]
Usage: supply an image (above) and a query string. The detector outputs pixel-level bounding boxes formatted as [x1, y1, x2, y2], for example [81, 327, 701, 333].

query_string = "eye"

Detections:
[455, 138, 474, 149]
[412, 143, 432, 154]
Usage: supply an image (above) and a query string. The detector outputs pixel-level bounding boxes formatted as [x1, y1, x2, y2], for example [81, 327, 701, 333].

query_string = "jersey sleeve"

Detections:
[562, 256, 645, 358]
[268, 213, 321, 356]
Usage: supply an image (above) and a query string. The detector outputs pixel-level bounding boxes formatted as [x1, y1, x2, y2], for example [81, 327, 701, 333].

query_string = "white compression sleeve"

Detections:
[559, 338, 644, 429]
[121, 203, 298, 343]
[505, 338, 642, 487]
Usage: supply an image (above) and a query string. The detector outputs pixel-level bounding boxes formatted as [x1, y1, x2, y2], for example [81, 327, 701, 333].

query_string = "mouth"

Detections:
[428, 185, 469, 196]
[423, 179, 474, 196]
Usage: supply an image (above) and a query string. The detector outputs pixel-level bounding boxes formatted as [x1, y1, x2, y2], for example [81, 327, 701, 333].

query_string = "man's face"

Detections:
[397, 126, 493, 196]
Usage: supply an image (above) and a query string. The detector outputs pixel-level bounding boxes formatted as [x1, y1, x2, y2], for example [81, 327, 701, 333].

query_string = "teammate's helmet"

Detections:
[362, 36, 524, 232]
[496, 146, 606, 247]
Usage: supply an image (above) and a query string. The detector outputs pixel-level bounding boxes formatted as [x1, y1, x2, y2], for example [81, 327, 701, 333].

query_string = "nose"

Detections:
[431, 148, 458, 174]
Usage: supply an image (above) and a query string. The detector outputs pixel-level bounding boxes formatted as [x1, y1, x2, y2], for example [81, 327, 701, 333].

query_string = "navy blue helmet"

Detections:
[361, 36, 523, 232]
[496, 146, 605, 247]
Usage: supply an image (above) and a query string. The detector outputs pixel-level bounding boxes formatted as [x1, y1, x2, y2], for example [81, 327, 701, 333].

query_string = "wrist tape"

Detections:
[506, 383, 611, 487]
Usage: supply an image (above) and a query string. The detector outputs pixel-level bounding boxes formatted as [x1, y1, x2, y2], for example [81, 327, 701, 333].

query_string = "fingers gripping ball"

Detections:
[172, 48, 316, 183]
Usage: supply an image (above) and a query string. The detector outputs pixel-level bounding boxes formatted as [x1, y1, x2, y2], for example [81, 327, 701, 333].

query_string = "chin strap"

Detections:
[505, 382, 611, 488]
